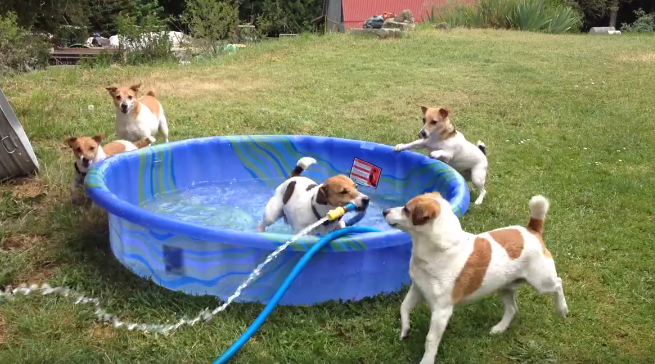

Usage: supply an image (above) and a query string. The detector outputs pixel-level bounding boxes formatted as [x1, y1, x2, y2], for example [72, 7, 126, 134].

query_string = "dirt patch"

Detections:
[1, 234, 41, 251]
[116, 69, 272, 99]
[0, 177, 45, 200]
[89, 323, 115, 341]
[618, 52, 655, 63]
[151, 76, 271, 97]
[11, 262, 59, 286]
[0, 313, 5, 345]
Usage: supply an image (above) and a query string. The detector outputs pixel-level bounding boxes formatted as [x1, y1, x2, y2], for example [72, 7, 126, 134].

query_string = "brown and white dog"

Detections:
[258, 157, 370, 235]
[106, 83, 169, 144]
[67, 135, 150, 203]
[394, 106, 488, 205]
[383, 193, 567, 364]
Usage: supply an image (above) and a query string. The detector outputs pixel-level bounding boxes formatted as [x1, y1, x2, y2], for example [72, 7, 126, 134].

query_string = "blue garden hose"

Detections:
[212, 225, 380, 364]
[345, 210, 367, 227]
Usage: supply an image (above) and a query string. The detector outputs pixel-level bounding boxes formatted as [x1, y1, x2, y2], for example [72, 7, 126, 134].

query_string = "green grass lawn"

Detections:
[1, 29, 655, 364]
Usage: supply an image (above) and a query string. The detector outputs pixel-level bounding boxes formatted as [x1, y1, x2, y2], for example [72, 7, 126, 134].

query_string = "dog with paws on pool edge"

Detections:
[383, 192, 568, 364]
[258, 157, 369, 235]
[67, 135, 150, 204]
[393, 106, 488, 205]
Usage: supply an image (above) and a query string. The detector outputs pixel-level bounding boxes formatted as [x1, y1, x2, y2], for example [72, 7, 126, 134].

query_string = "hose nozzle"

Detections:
[326, 203, 356, 221]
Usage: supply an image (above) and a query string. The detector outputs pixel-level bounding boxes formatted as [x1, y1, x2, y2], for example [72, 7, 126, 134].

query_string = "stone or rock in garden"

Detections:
[435, 22, 451, 31]
[351, 28, 402, 39]
[394, 9, 415, 23]
[383, 20, 416, 31]
[589, 27, 621, 35]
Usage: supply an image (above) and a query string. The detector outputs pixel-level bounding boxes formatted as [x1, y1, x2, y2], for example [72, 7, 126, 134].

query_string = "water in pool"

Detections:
[141, 179, 403, 234]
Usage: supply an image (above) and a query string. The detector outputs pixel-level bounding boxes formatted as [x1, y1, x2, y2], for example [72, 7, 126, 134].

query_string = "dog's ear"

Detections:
[316, 185, 329, 205]
[419, 105, 428, 115]
[438, 108, 450, 119]
[92, 134, 104, 144]
[129, 83, 142, 93]
[411, 202, 438, 226]
[66, 137, 77, 148]
[106, 87, 117, 95]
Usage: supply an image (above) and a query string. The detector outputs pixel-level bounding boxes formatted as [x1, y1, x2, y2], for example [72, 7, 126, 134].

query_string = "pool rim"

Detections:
[85, 135, 469, 250]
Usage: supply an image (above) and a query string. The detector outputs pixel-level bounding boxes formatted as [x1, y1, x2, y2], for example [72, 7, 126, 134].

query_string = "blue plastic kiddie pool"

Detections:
[86, 135, 469, 305]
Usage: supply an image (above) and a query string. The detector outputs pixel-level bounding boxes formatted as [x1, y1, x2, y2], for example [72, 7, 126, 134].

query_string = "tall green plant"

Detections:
[508, 0, 552, 31]
[429, 0, 581, 33]
[183, 0, 239, 53]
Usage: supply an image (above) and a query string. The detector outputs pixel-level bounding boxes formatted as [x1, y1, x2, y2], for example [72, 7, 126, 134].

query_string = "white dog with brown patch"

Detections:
[106, 83, 169, 144]
[383, 193, 568, 364]
[258, 157, 370, 235]
[67, 135, 150, 204]
[393, 106, 488, 205]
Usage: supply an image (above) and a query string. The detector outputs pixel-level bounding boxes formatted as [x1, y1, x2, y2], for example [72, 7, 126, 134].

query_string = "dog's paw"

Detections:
[419, 357, 436, 364]
[557, 303, 568, 318]
[257, 223, 266, 232]
[489, 325, 508, 335]
[429, 151, 442, 159]
[393, 144, 406, 152]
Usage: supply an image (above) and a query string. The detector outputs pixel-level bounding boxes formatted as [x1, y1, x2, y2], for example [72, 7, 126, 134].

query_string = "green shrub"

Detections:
[0, 12, 50, 74]
[427, 0, 582, 33]
[256, 0, 322, 37]
[183, 0, 239, 54]
[115, 12, 175, 65]
[622, 8, 655, 33]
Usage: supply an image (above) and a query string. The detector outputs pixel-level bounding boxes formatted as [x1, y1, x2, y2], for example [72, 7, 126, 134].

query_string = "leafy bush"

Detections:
[0, 12, 50, 74]
[257, 0, 322, 36]
[428, 0, 582, 33]
[183, 0, 239, 53]
[622, 8, 655, 33]
[115, 12, 175, 65]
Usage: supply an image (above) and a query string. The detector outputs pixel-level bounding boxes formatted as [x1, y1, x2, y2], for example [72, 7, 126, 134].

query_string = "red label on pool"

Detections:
[350, 158, 381, 188]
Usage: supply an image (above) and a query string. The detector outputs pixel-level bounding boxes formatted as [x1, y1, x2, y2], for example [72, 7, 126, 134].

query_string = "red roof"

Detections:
[341, 0, 472, 29]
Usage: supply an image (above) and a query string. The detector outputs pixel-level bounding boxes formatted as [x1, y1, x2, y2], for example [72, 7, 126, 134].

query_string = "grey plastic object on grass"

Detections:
[0, 87, 39, 181]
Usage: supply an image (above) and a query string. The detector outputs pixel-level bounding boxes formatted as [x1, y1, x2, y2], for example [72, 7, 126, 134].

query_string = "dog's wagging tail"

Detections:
[477, 141, 487, 156]
[527, 195, 549, 234]
[288, 157, 317, 178]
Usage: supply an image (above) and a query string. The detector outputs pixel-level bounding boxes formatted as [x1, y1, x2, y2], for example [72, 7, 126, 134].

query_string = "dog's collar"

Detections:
[75, 162, 87, 177]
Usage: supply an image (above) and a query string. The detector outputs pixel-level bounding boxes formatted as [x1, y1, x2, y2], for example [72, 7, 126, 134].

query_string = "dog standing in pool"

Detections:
[258, 157, 369, 235]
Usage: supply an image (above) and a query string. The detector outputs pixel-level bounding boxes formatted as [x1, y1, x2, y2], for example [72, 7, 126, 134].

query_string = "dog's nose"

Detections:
[419, 130, 428, 139]
[383, 209, 390, 217]
[362, 196, 370, 207]
[120, 104, 128, 112]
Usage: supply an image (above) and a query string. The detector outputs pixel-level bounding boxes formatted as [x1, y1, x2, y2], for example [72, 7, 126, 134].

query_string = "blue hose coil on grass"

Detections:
[212, 226, 380, 364]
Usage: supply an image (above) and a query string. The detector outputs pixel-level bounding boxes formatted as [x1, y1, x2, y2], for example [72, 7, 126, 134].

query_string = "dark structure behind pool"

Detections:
[85, 135, 469, 305]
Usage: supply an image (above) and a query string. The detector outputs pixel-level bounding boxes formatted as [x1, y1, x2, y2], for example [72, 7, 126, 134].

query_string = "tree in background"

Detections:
[183, 0, 239, 52]
[0, 12, 51, 74]
[0, 0, 89, 44]
[257, 0, 322, 36]
[573, 0, 633, 27]
[88, 0, 164, 36]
